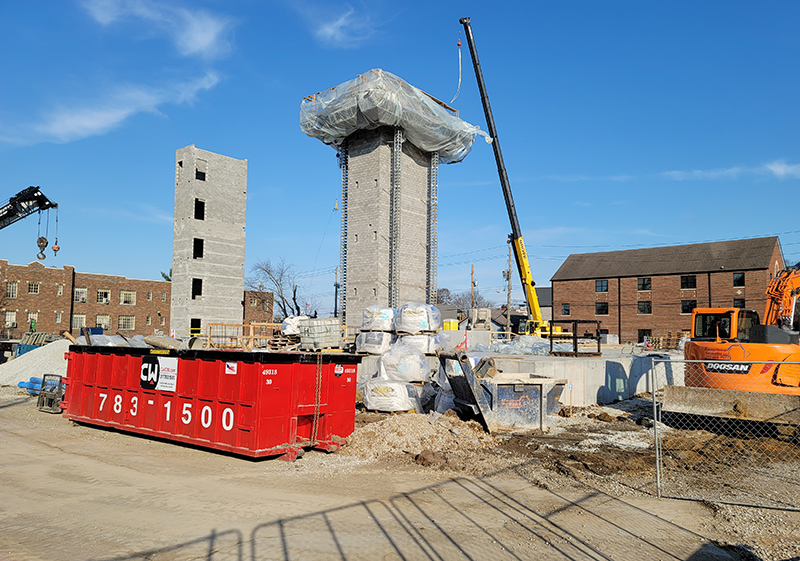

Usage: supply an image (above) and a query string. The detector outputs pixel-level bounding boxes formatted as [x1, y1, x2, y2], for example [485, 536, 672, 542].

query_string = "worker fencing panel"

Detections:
[651, 358, 800, 510]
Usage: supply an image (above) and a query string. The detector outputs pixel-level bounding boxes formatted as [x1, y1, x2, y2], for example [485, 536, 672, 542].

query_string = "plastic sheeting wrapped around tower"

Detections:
[300, 69, 490, 164]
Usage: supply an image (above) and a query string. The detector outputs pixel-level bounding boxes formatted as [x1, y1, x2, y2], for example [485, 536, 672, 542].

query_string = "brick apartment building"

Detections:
[0, 260, 272, 339]
[550, 237, 784, 344]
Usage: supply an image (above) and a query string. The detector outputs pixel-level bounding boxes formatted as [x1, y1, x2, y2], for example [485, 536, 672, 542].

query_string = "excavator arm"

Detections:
[0, 187, 57, 231]
[459, 17, 546, 334]
[763, 267, 800, 330]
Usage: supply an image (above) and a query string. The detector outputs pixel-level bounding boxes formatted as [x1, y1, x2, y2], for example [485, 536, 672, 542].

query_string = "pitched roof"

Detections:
[551, 237, 781, 281]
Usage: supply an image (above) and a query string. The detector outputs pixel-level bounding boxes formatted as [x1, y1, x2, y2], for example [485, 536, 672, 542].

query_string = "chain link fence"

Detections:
[650, 358, 800, 510]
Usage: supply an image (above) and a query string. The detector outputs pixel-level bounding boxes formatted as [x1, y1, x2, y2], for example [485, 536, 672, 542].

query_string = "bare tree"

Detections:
[437, 288, 496, 310]
[247, 258, 313, 321]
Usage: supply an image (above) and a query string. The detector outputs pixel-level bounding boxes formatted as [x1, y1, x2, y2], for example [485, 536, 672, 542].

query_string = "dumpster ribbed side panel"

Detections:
[62, 347, 361, 459]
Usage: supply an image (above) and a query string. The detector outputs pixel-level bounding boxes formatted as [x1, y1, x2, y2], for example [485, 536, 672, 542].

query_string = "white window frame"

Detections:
[74, 287, 88, 303]
[4, 310, 17, 328]
[118, 315, 135, 330]
[6, 282, 18, 299]
[96, 314, 110, 330]
[120, 290, 136, 306]
[28, 282, 40, 294]
[72, 314, 86, 330]
[97, 289, 111, 304]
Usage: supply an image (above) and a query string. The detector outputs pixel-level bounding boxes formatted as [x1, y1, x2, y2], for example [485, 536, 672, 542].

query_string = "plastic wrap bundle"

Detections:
[473, 335, 572, 355]
[361, 305, 395, 332]
[356, 331, 394, 355]
[377, 342, 430, 383]
[362, 376, 421, 412]
[281, 315, 309, 335]
[73, 334, 150, 347]
[300, 69, 490, 164]
[393, 302, 442, 334]
[398, 332, 448, 355]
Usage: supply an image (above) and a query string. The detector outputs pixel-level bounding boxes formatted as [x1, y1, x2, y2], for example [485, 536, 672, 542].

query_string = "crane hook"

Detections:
[37, 236, 48, 260]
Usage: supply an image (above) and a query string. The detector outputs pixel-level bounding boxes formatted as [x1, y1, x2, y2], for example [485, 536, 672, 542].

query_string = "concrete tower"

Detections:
[301, 69, 485, 328]
[340, 127, 438, 328]
[171, 145, 247, 338]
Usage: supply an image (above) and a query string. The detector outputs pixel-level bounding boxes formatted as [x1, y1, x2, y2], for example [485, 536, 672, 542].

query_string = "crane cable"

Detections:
[449, 32, 462, 105]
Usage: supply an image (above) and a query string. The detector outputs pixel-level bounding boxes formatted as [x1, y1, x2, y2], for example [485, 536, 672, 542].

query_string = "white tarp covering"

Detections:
[361, 305, 395, 332]
[393, 302, 442, 334]
[300, 68, 490, 164]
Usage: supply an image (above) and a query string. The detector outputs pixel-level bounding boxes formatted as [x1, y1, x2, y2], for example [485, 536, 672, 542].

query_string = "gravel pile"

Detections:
[342, 412, 495, 459]
[0, 340, 71, 386]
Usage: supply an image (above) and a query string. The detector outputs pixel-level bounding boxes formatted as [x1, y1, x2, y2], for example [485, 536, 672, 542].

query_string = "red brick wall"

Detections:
[553, 249, 784, 344]
[1, 260, 275, 339]
[243, 290, 274, 324]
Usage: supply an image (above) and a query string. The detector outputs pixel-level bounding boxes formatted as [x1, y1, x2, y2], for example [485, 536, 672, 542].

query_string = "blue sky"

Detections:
[1, 1, 799, 315]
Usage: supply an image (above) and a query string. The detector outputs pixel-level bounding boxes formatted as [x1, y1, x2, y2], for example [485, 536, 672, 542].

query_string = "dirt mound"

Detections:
[342, 412, 495, 460]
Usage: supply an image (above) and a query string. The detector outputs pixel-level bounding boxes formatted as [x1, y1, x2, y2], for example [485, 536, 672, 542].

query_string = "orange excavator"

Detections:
[670, 268, 800, 426]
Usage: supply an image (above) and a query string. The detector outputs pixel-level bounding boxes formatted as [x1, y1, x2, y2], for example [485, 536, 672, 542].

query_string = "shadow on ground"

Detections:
[94, 460, 738, 561]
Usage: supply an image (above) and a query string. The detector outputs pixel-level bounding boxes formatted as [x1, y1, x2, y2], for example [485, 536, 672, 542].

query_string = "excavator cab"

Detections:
[690, 308, 760, 342]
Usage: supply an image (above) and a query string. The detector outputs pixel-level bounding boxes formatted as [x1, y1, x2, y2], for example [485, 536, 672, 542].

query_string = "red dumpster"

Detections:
[61, 346, 361, 460]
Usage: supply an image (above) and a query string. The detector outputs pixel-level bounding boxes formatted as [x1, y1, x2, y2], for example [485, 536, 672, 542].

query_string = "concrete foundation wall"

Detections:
[171, 145, 247, 339]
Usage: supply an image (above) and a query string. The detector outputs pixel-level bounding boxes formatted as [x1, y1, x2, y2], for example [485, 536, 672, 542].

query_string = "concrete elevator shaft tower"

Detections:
[301, 69, 487, 328]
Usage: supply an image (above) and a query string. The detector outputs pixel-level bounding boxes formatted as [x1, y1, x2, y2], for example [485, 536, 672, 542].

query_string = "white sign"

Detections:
[156, 357, 178, 392]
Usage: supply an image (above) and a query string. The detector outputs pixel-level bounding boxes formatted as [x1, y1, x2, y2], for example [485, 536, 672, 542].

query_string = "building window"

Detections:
[638, 329, 652, 344]
[118, 316, 135, 330]
[681, 300, 697, 314]
[561, 303, 570, 316]
[637, 278, 651, 291]
[638, 301, 652, 315]
[74, 287, 88, 303]
[595, 302, 609, 315]
[27, 311, 38, 323]
[28, 282, 40, 294]
[193, 238, 204, 259]
[262, 301, 270, 312]
[55, 312, 61, 324]
[190, 318, 202, 335]
[162, 292, 167, 302]
[120, 290, 136, 305]
[195, 168, 206, 181]
[97, 289, 110, 304]
[733, 298, 746, 309]
[96, 314, 110, 330]
[192, 278, 203, 299]
[72, 314, 86, 331]
[146, 316, 152, 326]
[5, 282, 17, 299]
[57, 284, 63, 296]
[680, 275, 697, 289]
[250, 298, 257, 307]
[160, 316, 166, 327]
[194, 198, 205, 220]
[147, 291, 153, 301]
[595, 280, 608, 293]
[733, 272, 745, 287]
[4, 311, 16, 328]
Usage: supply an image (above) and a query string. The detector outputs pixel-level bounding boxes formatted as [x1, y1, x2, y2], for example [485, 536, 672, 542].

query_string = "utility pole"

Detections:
[505, 243, 512, 335]
[471, 265, 476, 309]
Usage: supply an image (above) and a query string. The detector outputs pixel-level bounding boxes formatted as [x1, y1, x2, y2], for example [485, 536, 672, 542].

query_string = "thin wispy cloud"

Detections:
[545, 160, 800, 183]
[293, 2, 379, 48]
[24, 73, 219, 144]
[764, 160, 800, 179]
[83, 0, 235, 59]
[661, 166, 745, 180]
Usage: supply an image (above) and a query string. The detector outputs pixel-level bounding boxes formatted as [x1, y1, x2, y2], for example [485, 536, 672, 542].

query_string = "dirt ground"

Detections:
[1, 386, 799, 561]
